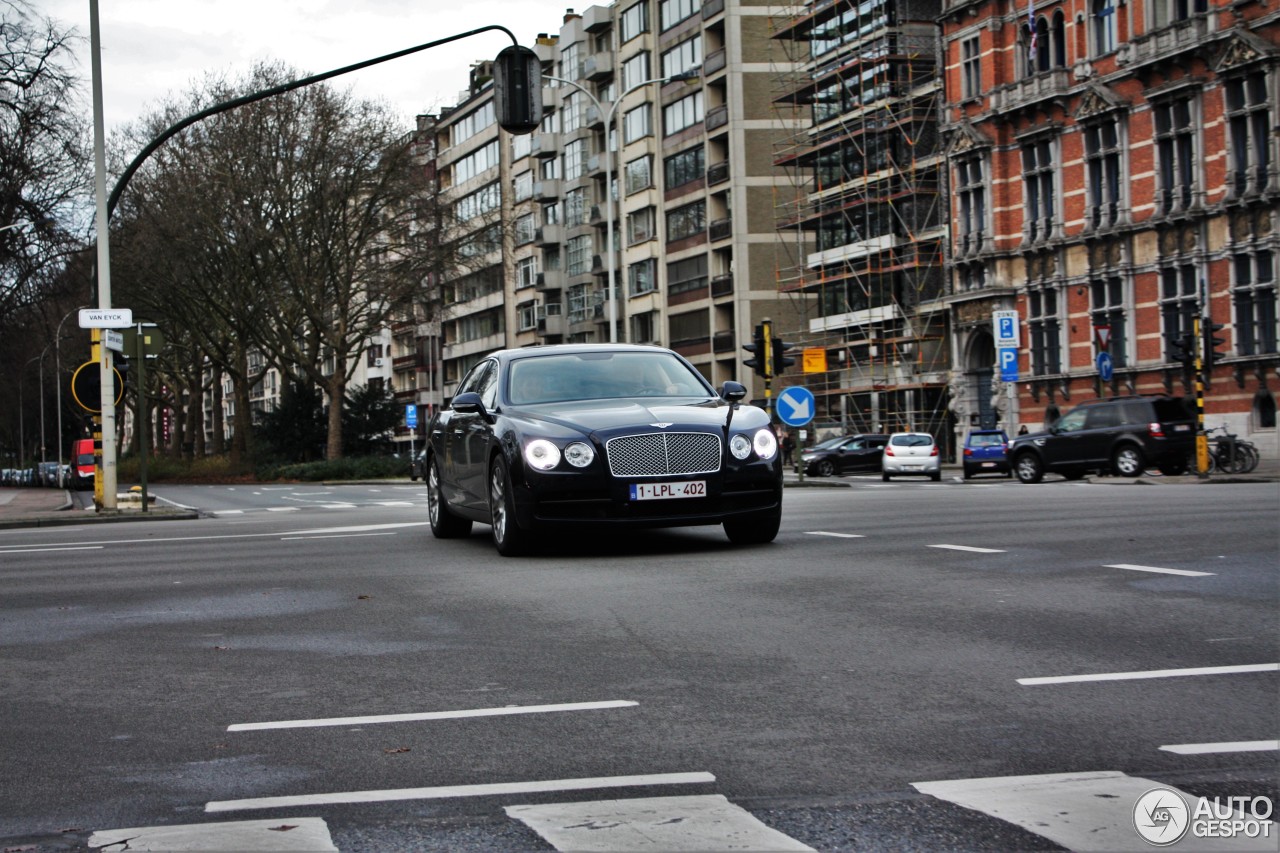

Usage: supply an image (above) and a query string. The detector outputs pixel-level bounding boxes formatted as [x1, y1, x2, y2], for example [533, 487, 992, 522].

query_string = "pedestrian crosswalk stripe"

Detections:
[205, 772, 716, 813]
[507, 794, 814, 852]
[1160, 740, 1279, 754]
[228, 699, 639, 731]
[1018, 662, 1279, 685]
[88, 817, 337, 852]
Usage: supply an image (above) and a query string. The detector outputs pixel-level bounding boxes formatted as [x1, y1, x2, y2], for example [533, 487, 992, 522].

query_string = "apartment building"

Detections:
[939, 0, 1279, 452]
[419, 1, 809, 415]
[770, 0, 952, 447]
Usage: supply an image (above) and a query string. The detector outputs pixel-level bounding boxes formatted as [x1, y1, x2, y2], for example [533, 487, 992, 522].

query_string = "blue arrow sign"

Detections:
[1097, 352, 1113, 382]
[998, 347, 1019, 382]
[775, 386, 815, 427]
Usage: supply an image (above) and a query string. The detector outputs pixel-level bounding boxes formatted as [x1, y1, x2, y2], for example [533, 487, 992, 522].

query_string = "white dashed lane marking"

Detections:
[1018, 663, 1279, 686]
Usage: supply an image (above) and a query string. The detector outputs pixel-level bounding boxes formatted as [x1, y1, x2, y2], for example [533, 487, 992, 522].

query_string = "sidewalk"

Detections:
[0, 487, 198, 530]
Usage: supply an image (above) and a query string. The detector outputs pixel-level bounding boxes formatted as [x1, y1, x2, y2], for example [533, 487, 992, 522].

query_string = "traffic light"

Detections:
[1165, 331, 1194, 369]
[493, 45, 543, 135]
[1202, 320, 1226, 370]
[771, 337, 797, 376]
[115, 357, 131, 397]
[742, 324, 768, 377]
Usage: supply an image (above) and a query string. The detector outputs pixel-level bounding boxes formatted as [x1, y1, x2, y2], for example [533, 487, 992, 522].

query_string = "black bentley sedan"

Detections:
[424, 344, 783, 556]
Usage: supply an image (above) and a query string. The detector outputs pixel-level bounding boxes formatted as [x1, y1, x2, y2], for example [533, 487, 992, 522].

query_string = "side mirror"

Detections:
[452, 392, 487, 415]
[720, 381, 747, 402]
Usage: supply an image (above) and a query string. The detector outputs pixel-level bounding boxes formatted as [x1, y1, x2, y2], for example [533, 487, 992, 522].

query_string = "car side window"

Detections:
[455, 360, 495, 403]
[475, 363, 499, 409]
[1085, 406, 1121, 429]
[1056, 409, 1088, 432]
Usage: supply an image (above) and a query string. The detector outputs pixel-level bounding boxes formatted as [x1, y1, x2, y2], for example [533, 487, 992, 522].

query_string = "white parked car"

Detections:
[882, 432, 941, 481]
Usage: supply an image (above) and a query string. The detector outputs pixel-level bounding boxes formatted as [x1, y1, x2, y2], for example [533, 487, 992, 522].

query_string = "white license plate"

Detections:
[1174, 424, 1190, 431]
[981, 462, 996, 467]
[630, 481, 706, 501]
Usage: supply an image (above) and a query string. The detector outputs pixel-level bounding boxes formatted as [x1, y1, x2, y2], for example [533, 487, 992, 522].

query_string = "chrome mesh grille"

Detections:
[606, 432, 722, 477]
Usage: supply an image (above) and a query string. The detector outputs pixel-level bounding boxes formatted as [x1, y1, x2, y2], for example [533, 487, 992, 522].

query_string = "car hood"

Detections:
[505, 397, 768, 437]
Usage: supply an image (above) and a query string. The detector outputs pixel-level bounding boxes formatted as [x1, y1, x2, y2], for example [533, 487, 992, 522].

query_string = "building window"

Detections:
[1084, 118, 1123, 230]
[514, 213, 535, 246]
[1022, 138, 1056, 243]
[1090, 275, 1128, 368]
[622, 53, 650, 92]
[630, 310, 657, 344]
[959, 263, 987, 293]
[621, 2, 648, 43]
[455, 182, 500, 222]
[661, 35, 701, 78]
[567, 283, 591, 324]
[513, 171, 532, 202]
[452, 140, 500, 184]
[961, 36, 982, 100]
[516, 256, 539, 290]
[1225, 71, 1272, 198]
[566, 234, 593, 276]
[624, 155, 652, 194]
[624, 104, 652, 144]
[666, 200, 705, 242]
[955, 155, 987, 254]
[1092, 0, 1117, 55]
[667, 255, 708, 296]
[449, 102, 495, 147]
[1152, 0, 1208, 29]
[659, 0, 697, 32]
[1234, 251, 1277, 356]
[668, 309, 709, 343]
[561, 42, 582, 82]
[663, 91, 704, 136]
[1154, 95, 1198, 215]
[629, 258, 657, 296]
[1159, 262, 1201, 351]
[628, 207, 656, 244]
[1028, 285, 1062, 375]
[518, 300, 540, 332]
[563, 138, 587, 182]
[664, 145, 704, 190]
[564, 187, 588, 228]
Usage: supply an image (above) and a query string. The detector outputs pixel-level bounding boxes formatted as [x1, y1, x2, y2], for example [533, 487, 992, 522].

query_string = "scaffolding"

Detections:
[768, 0, 953, 450]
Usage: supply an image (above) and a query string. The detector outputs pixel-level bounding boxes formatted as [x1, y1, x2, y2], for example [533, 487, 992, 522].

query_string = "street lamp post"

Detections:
[545, 69, 699, 343]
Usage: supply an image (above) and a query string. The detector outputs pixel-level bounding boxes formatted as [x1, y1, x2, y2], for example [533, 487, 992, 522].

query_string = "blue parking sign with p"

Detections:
[998, 347, 1019, 382]
[406, 404, 418, 428]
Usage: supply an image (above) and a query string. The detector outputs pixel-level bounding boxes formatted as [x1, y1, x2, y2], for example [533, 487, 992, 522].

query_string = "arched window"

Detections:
[1035, 17, 1051, 72]
[1255, 390, 1277, 430]
[1093, 0, 1118, 55]
[1052, 11, 1067, 67]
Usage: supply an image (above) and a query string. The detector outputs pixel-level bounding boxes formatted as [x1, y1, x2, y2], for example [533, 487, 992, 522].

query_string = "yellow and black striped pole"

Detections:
[1193, 316, 1209, 478]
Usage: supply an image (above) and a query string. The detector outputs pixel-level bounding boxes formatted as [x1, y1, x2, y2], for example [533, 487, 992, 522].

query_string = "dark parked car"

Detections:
[1008, 395, 1196, 483]
[800, 433, 888, 476]
[408, 449, 427, 481]
[962, 429, 1011, 479]
[424, 344, 784, 556]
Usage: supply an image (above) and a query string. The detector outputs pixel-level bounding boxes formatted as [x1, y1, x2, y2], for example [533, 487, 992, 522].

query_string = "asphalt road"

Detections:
[1, 479, 1276, 851]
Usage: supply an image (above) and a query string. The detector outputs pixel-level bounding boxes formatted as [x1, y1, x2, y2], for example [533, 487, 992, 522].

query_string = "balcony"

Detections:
[706, 161, 729, 186]
[710, 273, 733, 297]
[392, 353, 422, 371]
[705, 105, 728, 131]
[587, 155, 605, 176]
[534, 179, 562, 201]
[535, 223, 563, 246]
[990, 69, 1073, 114]
[703, 48, 726, 77]
[1118, 16, 1213, 71]
[582, 5, 611, 33]
[535, 269, 565, 291]
[537, 311, 564, 337]
[701, 0, 725, 19]
[584, 104, 604, 129]
[531, 133, 560, 159]
[584, 53, 613, 82]
[709, 217, 733, 242]
[712, 331, 735, 353]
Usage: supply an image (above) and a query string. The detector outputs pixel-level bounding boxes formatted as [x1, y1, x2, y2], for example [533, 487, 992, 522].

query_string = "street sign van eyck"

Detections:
[78, 308, 133, 329]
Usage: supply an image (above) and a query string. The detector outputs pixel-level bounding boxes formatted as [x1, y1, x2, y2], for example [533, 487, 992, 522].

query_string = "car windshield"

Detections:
[891, 434, 933, 447]
[507, 351, 712, 405]
[809, 436, 848, 451]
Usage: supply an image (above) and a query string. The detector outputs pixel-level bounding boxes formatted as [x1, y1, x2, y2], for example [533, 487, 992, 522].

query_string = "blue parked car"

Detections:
[962, 429, 1011, 479]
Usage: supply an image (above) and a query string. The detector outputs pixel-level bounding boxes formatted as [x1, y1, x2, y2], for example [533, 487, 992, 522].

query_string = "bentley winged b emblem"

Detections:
[650, 422, 673, 428]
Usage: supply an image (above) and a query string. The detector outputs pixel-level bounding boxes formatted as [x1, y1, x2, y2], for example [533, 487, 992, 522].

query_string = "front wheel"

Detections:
[1112, 445, 1145, 477]
[1014, 452, 1044, 484]
[489, 455, 535, 557]
[427, 456, 472, 539]
[816, 460, 835, 477]
[724, 506, 781, 545]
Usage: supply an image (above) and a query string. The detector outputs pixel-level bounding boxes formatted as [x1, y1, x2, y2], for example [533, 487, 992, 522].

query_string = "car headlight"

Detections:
[729, 434, 752, 460]
[563, 441, 595, 468]
[753, 428, 778, 460]
[523, 439, 561, 471]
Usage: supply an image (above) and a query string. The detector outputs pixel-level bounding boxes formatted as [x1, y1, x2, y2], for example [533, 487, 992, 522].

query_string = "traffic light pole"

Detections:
[1192, 316, 1209, 479]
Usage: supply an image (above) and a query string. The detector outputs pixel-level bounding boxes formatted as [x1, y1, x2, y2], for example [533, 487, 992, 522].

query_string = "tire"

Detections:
[930, 471, 942, 482]
[881, 472, 891, 482]
[816, 460, 835, 477]
[1239, 444, 1260, 474]
[488, 454, 534, 557]
[427, 456, 472, 539]
[724, 506, 781, 545]
[1112, 445, 1145, 477]
[1013, 452, 1044, 484]
[962, 467, 971, 480]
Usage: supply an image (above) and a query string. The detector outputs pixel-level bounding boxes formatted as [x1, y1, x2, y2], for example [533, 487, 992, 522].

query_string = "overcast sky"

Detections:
[41, 0, 577, 134]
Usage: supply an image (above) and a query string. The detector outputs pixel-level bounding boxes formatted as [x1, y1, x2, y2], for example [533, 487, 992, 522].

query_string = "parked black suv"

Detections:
[1008, 395, 1196, 483]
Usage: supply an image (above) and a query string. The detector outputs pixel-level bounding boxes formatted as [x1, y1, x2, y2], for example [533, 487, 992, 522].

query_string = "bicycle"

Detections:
[1204, 425, 1260, 474]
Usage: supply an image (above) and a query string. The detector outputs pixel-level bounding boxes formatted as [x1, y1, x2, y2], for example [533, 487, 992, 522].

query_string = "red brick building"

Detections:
[940, 0, 1278, 458]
